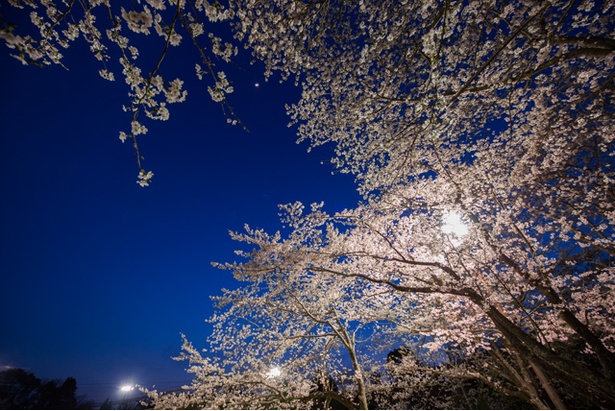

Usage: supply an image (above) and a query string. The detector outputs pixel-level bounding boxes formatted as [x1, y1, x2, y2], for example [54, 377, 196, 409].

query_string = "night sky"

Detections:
[0, 26, 359, 404]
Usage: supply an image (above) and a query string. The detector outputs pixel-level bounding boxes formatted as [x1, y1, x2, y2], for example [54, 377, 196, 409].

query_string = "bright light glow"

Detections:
[120, 385, 134, 392]
[267, 367, 281, 378]
[442, 212, 468, 237]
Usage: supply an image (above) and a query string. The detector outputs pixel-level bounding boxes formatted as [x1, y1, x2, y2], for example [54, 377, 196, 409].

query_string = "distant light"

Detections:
[267, 367, 281, 378]
[120, 385, 134, 392]
[254, 83, 260, 87]
[442, 212, 468, 237]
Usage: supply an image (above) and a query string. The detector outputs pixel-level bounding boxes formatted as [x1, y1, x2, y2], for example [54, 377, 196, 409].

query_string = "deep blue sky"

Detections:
[0, 22, 359, 404]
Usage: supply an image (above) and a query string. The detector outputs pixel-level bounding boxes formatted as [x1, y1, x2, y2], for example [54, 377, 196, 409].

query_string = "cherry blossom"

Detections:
[3, 0, 614, 408]
[2, 0, 239, 185]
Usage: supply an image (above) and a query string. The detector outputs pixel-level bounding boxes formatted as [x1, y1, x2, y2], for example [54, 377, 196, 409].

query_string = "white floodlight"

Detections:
[266, 367, 281, 378]
[442, 212, 468, 237]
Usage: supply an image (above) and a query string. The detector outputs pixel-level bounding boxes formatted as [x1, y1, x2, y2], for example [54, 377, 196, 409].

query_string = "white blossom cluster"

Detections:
[207, 71, 233, 102]
[1, 0, 239, 185]
[136, 169, 154, 187]
[121, 7, 153, 34]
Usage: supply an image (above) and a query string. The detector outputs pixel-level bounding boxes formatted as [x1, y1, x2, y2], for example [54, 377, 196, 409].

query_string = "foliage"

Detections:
[233, 0, 615, 195]
[0, 368, 94, 409]
[3, 0, 615, 409]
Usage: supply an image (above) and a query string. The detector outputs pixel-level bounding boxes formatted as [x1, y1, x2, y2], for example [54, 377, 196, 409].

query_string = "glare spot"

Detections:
[442, 212, 468, 237]
[267, 367, 281, 378]
[254, 83, 260, 87]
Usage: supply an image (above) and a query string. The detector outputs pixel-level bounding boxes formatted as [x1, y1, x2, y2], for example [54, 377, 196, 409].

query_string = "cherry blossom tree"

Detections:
[147, 209, 408, 409]
[161, 0, 615, 399]
[221, 0, 615, 406]
[177, 138, 612, 407]
[5, 0, 614, 408]
[154, 158, 614, 408]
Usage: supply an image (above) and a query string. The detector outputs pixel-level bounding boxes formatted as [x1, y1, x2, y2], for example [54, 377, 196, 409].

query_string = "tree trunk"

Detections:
[530, 360, 567, 410]
[485, 305, 615, 407]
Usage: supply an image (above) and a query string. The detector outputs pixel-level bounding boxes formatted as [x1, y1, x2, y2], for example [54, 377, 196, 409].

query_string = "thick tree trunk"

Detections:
[484, 305, 615, 407]
[348, 349, 369, 410]
[530, 360, 567, 410]
[498, 252, 615, 379]
[333, 318, 369, 410]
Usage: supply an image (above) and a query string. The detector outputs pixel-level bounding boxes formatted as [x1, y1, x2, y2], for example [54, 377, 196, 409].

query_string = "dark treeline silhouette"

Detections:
[0, 368, 94, 409]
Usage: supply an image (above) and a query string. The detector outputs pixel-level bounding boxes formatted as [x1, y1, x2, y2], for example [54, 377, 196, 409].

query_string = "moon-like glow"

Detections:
[267, 367, 281, 378]
[442, 212, 468, 237]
